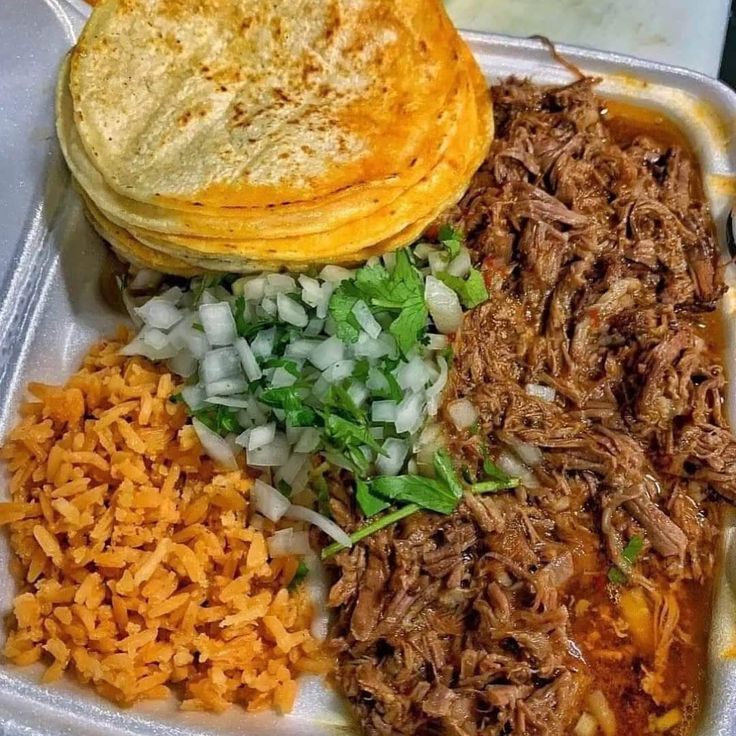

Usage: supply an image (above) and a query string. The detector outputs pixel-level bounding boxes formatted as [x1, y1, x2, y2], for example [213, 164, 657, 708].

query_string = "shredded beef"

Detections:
[326, 79, 729, 736]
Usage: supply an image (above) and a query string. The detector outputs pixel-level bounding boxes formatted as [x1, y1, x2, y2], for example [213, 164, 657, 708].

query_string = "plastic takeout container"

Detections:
[1, 2, 736, 734]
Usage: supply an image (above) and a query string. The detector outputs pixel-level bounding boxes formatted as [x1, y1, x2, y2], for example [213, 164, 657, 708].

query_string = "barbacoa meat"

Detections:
[326, 79, 730, 736]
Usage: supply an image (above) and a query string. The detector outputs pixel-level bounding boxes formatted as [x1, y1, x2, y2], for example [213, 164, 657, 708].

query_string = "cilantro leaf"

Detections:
[323, 415, 382, 454]
[328, 287, 362, 344]
[622, 535, 644, 566]
[328, 249, 428, 357]
[437, 269, 489, 309]
[608, 566, 627, 585]
[191, 405, 241, 435]
[370, 474, 459, 515]
[288, 560, 310, 591]
[259, 387, 316, 426]
[233, 295, 249, 336]
[438, 223, 463, 259]
[352, 358, 370, 383]
[356, 478, 390, 517]
[434, 449, 464, 499]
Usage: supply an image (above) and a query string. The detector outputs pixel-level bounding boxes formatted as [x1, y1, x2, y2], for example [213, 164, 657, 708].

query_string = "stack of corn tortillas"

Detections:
[57, 0, 493, 275]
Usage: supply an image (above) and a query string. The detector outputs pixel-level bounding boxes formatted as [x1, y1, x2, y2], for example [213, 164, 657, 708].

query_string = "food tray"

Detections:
[1, 2, 736, 734]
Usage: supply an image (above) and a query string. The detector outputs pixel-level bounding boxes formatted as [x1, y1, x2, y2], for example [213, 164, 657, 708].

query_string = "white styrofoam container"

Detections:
[1, 3, 735, 735]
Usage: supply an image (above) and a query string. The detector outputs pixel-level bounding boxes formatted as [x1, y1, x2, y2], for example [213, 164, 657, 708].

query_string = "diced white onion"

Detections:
[167, 349, 197, 378]
[497, 450, 539, 489]
[347, 382, 369, 407]
[247, 433, 291, 466]
[277, 293, 308, 327]
[447, 249, 472, 278]
[376, 437, 409, 476]
[200, 347, 241, 384]
[205, 395, 252, 409]
[425, 276, 463, 334]
[141, 327, 170, 351]
[129, 269, 163, 292]
[294, 427, 320, 454]
[260, 296, 277, 318]
[247, 423, 276, 451]
[309, 335, 344, 370]
[447, 398, 478, 430]
[414, 422, 445, 474]
[250, 328, 276, 359]
[426, 356, 449, 416]
[198, 302, 237, 346]
[192, 418, 238, 470]
[426, 333, 449, 351]
[284, 505, 352, 547]
[265, 273, 297, 296]
[271, 367, 298, 388]
[205, 377, 249, 397]
[276, 452, 309, 485]
[322, 360, 355, 384]
[234, 337, 262, 382]
[240, 276, 266, 301]
[285, 339, 319, 360]
[181, 384, 207, 411]
[396, 356, 431, 392]
[395, 392, 425, 434]
[135, 298, 182, 330]
[267, 528, 311, 558]
[319, 265, 354, 283]
[352, 300, 382, 339]
[252, 479, 290, 522]
[372, 400, 398, 423]
[428, 251, 449, 275]
[525, 383, 556, 403]
[354, 332, 391, 359]
[508, 438, 543, 467]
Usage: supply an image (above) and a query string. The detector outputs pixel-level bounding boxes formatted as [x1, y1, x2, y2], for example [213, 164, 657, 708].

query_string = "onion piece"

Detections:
[525, 383, 556, 403]
[447, 249, 472, 278]
[284, 504, 352, 547]
[497, 450, 539, 489]
[426, 356, 449, 416]
[192, 418, 238, 470]
[181, 384, 207, 411]
[205, 395, 252, 409]
[198, 302, 237, 346]
[372, 400, 398, 423]
[277, 293, 308, 327]
[200, 347, 241, 384]
[507, 437, 543, 467]
[129, 269, 163, 292]
[376, 437, 409, 476]
[395, 392, 425, 434]
[135, 298, 182, 330]
[322, 360, 355, 384]
[247, 423, 276, 451]
[352, 300, 382, 338]
[425, 276, 463, 334]
[205, 377, 249, 397]
[319, 265, 354, 283]
[294, 427, 320, 454]
[267, 528, 311, 558]
[265, 273, 297, 296]
[309, 335, 344, 370]
[247, 433, 291, 466]
[447, 398, 478, 430]
[234, 337, 262, 382]
[252, 479, 290, 522]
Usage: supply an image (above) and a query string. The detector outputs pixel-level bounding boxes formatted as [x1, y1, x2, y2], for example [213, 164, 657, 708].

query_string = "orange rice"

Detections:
[0, 329, 330, 712]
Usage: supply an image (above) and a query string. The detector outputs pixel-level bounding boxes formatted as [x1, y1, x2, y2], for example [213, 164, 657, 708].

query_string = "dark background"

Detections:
[719, 1, 735, 87]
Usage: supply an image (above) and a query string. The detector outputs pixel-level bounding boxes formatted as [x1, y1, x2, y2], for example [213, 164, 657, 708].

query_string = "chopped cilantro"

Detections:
[277, 479, 292, 497]
[438, 223, 463, 259]
[263, 357, 301, 377]
[233, 295, 249, 336]
[437, 269, 489, 309]
[356, 478, 390, 517]
[434, 449, 463, 499]
[259, 387, 316, 427]
[170, 392, 184, 404]
[370, 474, 457, 514]
[608, 535, 645, 585]
[328, 249, 428, 356]
[288, 560, 310, 591]
[191, 405, 240, 434]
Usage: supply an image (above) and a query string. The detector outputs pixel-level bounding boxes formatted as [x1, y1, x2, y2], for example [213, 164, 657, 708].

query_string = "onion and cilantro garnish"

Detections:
[123, 228, 518, 559]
